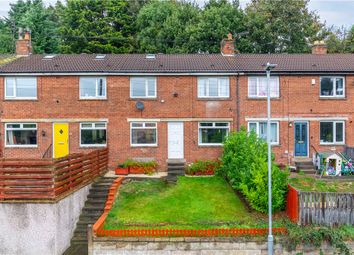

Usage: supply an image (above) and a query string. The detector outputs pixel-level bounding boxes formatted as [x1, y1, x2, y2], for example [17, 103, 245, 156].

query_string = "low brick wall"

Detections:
[89, 236, 354, 255]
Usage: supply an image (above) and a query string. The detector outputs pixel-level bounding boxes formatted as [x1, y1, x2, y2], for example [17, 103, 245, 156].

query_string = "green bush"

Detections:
[186, 160, 220, 175]
[218, 127, 289, 213]
[122, 159, 158, 168]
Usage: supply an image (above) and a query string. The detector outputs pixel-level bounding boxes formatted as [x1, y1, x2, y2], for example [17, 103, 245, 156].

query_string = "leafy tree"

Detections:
[345, 25, 354, 53]
[136, 0, 200, 53]
[0, 19, 14, 54]
[59, 0, 134, 53]
[244, 0, 323, 53]
[6, 0, 60, 53]
[191, 0, 248, 53]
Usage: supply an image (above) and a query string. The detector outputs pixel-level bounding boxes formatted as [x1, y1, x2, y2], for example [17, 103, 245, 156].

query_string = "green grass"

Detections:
[104, 176, 275, 230]
[289, 177, 354, 193]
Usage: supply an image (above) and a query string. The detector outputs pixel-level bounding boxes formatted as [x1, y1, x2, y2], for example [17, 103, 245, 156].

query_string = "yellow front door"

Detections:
[53, 123, 69, 159]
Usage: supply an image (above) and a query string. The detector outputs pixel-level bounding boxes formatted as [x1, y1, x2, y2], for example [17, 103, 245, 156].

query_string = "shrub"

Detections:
[122, 159, 158, 168]
[219, 127, 289, 213]
[186, 160, 220, 175]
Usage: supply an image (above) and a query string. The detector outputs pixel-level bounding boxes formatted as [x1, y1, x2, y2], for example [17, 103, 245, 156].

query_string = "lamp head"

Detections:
[265, 62, 277, 71]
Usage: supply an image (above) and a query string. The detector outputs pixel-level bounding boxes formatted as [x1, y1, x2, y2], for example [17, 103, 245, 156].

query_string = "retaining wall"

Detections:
[0, 184, 91, 255]
[90, 237, 354, 255]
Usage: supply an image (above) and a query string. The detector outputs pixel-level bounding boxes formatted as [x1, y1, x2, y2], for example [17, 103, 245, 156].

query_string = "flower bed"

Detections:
[116, 159, 158, 175]
[186, 160, 220, 176]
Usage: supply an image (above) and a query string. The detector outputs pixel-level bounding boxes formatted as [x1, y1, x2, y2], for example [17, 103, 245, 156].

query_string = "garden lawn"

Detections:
[104, 176, 267, 230]
[289, 177, 354, 193]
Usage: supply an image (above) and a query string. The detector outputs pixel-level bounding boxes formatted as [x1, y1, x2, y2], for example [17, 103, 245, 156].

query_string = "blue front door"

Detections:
[294, 122, 308, 156]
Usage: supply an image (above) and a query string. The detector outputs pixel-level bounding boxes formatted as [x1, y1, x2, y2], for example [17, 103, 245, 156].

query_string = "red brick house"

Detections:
[0, 34, 353, 170]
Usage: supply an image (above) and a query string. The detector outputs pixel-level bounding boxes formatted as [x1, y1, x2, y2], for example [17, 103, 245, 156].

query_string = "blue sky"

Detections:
[0, 0, 353, 28]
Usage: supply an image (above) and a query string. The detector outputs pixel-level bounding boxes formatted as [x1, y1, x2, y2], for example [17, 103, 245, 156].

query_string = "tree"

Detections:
[59, 0, 134, 53]
[6, 0, 60, 53]
[136, 0, 200, 53]
[0, 19, 15, 54]
[345, 25, 354, 53]
[244, 0, 323, 53]
[191, 0, 248, 53]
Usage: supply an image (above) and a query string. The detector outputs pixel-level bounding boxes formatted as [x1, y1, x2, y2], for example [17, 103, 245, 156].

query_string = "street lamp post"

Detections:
[265, 62, 277, 255]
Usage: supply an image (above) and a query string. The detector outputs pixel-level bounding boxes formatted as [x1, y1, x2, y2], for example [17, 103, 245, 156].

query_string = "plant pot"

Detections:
[129, 166, 145, 174]
[115, 167, 129, 175]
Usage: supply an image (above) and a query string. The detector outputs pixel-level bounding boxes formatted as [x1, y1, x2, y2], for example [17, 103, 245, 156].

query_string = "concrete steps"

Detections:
[166, 159, 185, 182]
[62, 177, 116, 255]
[295, 159, 316, 175]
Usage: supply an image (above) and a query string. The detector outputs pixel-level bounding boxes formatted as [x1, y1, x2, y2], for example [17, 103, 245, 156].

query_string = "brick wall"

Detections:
[0, 74, 352, 169]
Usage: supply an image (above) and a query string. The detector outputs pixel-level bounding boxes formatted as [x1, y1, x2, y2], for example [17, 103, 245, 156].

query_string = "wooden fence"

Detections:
[286, 184, 354, 226]
[0, 149, 108, 202]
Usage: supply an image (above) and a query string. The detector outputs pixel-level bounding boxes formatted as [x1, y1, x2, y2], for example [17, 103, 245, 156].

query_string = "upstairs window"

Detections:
[5, 123, 37, 147]
[130, 77, 156, 98]
[248, 121, 279, 145]
[80, 122, 107, 147]
[248, 77, 279, 98]
[320, 77, 345, 97]
[320, 121, 344, 144]
[5, 77, 37, 99]
[198, 122, 230, 145]
[130, 122, 157, 146]
[198, 77, 229, 98]
[80, 77, 106, 99]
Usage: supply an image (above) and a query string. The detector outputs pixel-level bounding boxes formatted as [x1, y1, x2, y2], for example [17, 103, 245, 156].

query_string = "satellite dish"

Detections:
[135, 101, 145, 111]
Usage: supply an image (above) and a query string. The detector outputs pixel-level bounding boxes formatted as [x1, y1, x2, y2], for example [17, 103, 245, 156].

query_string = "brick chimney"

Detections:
[312, 40, 327, 55]
[16, 28, 32, 56]
[221, 33, 235, 56]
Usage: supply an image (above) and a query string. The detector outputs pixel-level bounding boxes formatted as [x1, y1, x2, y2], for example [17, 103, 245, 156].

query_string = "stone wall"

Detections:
[90, 237, 354, 255]
[0, 184, 91, 255]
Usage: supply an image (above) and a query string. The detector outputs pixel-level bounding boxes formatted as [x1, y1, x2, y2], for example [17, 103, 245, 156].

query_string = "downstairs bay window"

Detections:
[198, 122, 230, 145]
[80, 122, 107, 146]
[320, 121, 344, 144]
[248, 121, 279, 145]
[5, 123, 37, 147]
[130, 122, 157, 146]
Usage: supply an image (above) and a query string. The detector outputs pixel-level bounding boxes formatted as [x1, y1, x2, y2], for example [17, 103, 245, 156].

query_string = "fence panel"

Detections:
[298, 191, 354, 226]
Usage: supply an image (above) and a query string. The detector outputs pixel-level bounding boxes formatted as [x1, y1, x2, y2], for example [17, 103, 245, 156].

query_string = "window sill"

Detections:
[198, 144, 223, 147]
[130, 145, 158, 147]
[319, 97, 346, 100]
[79, 98, 107, 101]
[197, 98, 231, 101]
[247, 97, 280, 100]
[80, 145, 107, 148]
[319, 143, 345, 146]
[5, 145, 38, 148]
[129, 98, 158, 101]
[4, 98, 38, 101]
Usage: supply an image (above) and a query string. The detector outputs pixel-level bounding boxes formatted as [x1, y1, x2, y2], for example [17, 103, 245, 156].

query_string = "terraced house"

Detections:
[0, 32, 353, 170]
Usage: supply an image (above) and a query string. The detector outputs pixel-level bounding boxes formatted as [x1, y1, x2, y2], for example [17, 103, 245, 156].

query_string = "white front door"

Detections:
[168, 122, 184, 159]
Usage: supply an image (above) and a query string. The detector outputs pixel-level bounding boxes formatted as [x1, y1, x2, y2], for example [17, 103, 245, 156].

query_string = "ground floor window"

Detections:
[131, 122, 157, 146]
[198, 122, 230, 145]
[80, 122, 107, 146]
[5, 123, 37, 147]
[320, 121, 344, 144]
[248, 121, 279, 145]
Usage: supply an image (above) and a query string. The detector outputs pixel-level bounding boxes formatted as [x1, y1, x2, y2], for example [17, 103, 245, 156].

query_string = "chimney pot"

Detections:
[221, 33, 235, 56]
[312, 40, 327, 55]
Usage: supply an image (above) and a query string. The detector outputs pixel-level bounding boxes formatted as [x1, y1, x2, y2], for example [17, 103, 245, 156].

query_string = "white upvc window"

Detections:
[80, 122, 107, 147]
[197, 77, 229, 98]
[248, 77, 279, 98]
[248, 121, 279, 145]
[5, 77, 37, 99]
[5, 123, 37, 147]
[198, 122, 230, 146]
[130, 77, 157, 98]
[79, 77, 106, 99]
[320, 77, 345, 98]
[130, 122, 157, 146]
[320, 121, 345, 145]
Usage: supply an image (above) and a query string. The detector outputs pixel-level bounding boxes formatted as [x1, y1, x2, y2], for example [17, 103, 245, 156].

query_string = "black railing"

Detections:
[42, 144, 52, 158]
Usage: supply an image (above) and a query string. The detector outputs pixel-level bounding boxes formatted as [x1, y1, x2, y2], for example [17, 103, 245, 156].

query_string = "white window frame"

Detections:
[5, 123, 38, 148]
[130, 77, 157, 99]
[248, 76, 279, 98]
[80, 122, 107, 147]
[130, 122, 158, 147]
[4, 77, 37, 100]
[79, 77, 107, 99]
[197, 77, 230, 98]
[198, 122, 230, 146]
[247, 121, 279, 145]
[319, 121, 345, 145]
[320, 76, 345, 98]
